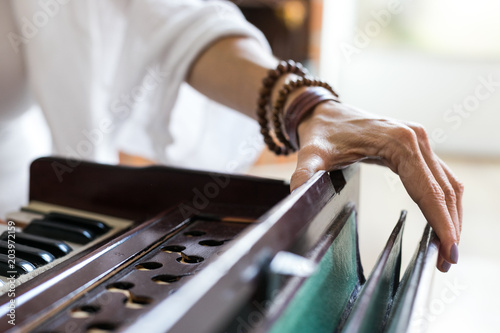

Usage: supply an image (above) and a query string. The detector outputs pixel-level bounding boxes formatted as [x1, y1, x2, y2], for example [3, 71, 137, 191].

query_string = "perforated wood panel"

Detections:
[34, 219, 250, 333]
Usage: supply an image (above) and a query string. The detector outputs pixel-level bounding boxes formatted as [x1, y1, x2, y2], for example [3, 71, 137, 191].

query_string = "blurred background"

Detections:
[236, 0, 500, 332]
[18, 0, 499, 331]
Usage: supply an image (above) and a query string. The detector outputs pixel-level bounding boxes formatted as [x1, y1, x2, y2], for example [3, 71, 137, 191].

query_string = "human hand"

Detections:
[290, 101, 463, 272]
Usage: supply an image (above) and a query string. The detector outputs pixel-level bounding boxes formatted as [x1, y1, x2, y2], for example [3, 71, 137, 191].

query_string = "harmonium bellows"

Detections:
[0, 157, 438, 333]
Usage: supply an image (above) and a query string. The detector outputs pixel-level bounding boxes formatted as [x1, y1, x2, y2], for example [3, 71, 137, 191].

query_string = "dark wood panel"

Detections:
[30, 157, 290, 221]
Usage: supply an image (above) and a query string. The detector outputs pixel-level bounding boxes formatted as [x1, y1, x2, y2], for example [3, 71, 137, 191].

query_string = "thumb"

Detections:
[290, 152, 326, 192]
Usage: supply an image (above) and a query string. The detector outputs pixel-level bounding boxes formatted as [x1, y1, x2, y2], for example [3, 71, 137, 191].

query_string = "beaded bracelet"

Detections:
[271, 76, 340, 153]
[256, 60, 307, 155]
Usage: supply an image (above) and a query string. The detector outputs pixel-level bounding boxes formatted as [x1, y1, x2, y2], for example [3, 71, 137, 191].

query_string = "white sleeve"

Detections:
[14, 0, 269, 171]
[111, 0, 270, 170]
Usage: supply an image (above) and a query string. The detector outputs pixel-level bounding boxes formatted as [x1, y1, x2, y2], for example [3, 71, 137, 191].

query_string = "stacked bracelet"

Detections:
[256, 60, 340, 155]
[284, 87, 339, 149]
[257, 60, 307, 155]
[271, 77, 340, 152]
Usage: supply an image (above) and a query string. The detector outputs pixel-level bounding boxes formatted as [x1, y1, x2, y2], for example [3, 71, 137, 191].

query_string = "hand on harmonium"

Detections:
[290, 100, 463, 273]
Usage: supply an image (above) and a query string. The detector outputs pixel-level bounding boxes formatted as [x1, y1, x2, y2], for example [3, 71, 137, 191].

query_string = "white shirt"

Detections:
[0, 0, 268, 217]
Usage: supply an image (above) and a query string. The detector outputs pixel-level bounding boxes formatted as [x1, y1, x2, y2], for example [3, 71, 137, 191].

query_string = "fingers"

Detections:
[386, 124, 461, 269]
[290, 148, 326, 192]
[439, 158, 464, 232]
[405, 124, 462, 244]
[290, 101, 463, 273]
[437, 256, 452, 273]
[396, 153, 458, 264]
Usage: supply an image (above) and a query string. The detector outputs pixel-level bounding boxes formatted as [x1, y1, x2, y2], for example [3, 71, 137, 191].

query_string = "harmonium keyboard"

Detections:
[0, 157, 439, 333]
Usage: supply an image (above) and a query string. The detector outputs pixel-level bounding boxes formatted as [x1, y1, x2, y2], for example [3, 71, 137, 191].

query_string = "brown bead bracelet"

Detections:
[271, 76, 340, 152]
[256, 60, 307, 155]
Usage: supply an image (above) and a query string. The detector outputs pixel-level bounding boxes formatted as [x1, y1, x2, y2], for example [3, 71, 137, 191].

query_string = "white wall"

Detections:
[321, 0, 500, 157]
[338, 49, 500, 156]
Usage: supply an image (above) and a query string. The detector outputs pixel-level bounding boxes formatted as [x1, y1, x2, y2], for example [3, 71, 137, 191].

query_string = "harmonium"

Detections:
[0, 157, 439, 333]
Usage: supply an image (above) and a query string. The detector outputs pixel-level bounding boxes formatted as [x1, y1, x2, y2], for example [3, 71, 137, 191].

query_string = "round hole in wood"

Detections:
[135, 262, 163, 271]
[161, 245, 186, 253]
[152, 274, 187, 285]
[176, 254, 204, 264]
[183, 230, 206, 237]
[86, 322, 118, 333]
[106, 281, 134, 291]
[198, 239, 224, 247]
[70, 304, 100, 318]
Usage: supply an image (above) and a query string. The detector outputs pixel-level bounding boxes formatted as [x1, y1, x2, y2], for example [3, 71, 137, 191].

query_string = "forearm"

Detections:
[187, 35, 462, 272]
[187, 36, 279, 120]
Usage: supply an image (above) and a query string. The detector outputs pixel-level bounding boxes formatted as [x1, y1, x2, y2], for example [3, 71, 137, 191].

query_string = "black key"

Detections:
[0, 232, 72, 259]
[24, 220, 95, 245]
[0, 241, 54, 267]
[45, 212, 110, 236]
[0, 254, 35, 277]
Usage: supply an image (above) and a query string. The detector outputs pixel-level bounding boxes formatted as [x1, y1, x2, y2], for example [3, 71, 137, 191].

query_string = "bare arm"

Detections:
[187, 36, 463, 272]
[188, 37, 279, 120]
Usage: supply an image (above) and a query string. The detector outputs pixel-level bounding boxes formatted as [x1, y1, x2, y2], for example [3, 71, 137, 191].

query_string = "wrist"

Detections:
[296, 99, 337, 139]
[284, 86, 339, 149]
[256, 60, 308, 155]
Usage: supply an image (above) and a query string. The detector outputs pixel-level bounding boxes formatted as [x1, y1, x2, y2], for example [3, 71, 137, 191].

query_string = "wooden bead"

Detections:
[268, 69, 280, 79]
[256, 59, 313, 155]
[258, 98, 267, 107]
[259, 86, 271, 96]
[277, 61, 288, 73]
[263, 77, 275, 87]
[258, 118, 268, 127]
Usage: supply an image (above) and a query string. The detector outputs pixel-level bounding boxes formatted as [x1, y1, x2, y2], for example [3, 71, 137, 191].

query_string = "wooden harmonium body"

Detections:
[0, 157, 438, 333]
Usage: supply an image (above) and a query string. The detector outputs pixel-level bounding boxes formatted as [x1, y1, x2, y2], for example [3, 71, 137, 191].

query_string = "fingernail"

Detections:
[450, 243, 459, 264]
[441, 261, 452, 272]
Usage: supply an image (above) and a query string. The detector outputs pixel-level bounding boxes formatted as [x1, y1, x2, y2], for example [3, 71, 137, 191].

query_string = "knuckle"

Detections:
[411, 124, 431, 147]
[290, 167, 314, 189]
[455, 179, 465, 195]
[292, 167, 313, 180]
[386, 125, 420, 161]
[408, 123, 428, 138]
[391, 125, 418, 145]
[443, 184, 457, 205]
[428, 181, 446, 203]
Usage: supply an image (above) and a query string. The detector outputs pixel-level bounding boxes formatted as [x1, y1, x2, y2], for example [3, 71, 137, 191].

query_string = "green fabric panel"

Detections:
[269, 212, 359, 333]
[341, 217, 404, 333]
